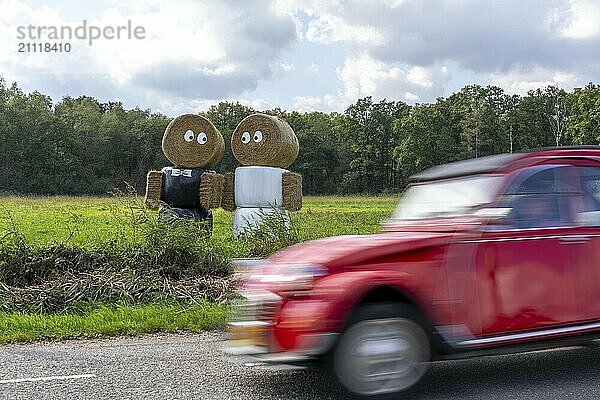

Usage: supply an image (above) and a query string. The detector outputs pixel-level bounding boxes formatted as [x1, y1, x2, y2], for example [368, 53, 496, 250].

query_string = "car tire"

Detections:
[332, 303, 431, 398]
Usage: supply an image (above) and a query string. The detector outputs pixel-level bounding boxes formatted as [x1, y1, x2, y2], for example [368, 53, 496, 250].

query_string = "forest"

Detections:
[0, 76, 599, 196]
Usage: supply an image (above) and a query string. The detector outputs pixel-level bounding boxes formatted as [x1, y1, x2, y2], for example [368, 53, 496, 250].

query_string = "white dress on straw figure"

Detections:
[222, 113, 302, 238]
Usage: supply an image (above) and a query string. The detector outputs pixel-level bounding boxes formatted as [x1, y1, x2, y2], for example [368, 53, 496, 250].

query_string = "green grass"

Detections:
[0, 195, 399, 343]
[0, 300, 227, 344]
[0, 195, 398, 247]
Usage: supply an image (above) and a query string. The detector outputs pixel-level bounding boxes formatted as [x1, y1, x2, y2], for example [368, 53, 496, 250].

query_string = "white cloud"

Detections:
[274, 0, 340, 18]
[282, 0, 600, 111]
[490, 67, 581, 95]
[380, 0, 405, 8]
[289, 0, 600, 75]
[407, 66, 436, 89]
[1, 0, 599, 114]
[293, 93, 345, 112]
[559, 0, 600, 39]
[160, 97, 274, 116]
[404, 92, 420, 102]
[243, 98, 275, 110]
[337, 54, 449, 102]
[305, 14, 383, 45]
[337, 55, 403, 99]
[279, 62, 295, 72]
[0, 0, 296, 112]
[294, 54, 450, 112]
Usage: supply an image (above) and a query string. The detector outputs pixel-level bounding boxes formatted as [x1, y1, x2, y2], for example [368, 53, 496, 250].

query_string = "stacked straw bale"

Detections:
[199, 172, 225, 209]
[221, 172, 236, 212]
[282, 171, 302, 212]
[144, 114, 225, 228]
[228, 113, 302, 237]
[145, 170, 163, 209]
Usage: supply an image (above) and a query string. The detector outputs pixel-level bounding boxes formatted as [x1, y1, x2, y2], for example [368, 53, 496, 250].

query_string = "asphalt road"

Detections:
[1, 332, 600, 400]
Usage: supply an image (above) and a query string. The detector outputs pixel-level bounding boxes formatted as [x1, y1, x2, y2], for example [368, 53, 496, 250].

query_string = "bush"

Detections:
[0, 193, 239, 313]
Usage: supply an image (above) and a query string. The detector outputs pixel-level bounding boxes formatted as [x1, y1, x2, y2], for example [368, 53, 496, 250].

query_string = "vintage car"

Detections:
[227, 146, 600, 398]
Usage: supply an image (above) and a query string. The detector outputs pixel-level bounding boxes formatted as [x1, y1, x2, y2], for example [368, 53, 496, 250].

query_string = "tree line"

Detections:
[0, 76, 599, 196]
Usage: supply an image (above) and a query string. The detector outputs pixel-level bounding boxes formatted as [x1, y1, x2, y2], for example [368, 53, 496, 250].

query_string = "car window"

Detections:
[497, 166, 574, 229]
[580, 167, 600, 211]
[509, 167, 557, 194]
[574, 166, 600, 226]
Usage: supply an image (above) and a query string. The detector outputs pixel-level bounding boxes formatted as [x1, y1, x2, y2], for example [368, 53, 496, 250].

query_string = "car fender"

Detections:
[310, 269, 429, 333]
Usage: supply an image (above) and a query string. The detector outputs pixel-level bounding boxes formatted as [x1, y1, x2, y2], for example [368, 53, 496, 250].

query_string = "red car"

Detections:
[228, 147, 600, 398]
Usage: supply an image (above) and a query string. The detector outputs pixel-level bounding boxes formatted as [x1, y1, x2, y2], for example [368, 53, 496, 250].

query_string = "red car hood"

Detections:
[267, 231, 455, 269]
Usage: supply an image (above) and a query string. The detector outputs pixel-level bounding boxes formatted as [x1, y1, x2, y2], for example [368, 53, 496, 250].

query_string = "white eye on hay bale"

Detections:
[162, 114, 224, 168]
[144, 114, 225, 230]
[231, 113, 298, 168]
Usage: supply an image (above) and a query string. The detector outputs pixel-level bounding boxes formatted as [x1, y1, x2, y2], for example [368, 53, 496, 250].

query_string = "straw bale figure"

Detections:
[223, 113, 302, 237]
[145, 114, 225, 231]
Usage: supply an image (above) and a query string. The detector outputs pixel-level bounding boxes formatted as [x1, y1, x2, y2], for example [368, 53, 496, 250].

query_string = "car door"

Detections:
[569, 164, 600, 321]
[474, 165, 585, 335]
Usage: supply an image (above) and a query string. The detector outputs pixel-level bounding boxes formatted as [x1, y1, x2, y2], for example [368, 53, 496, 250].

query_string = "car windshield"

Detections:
[392, 174, 502, 220]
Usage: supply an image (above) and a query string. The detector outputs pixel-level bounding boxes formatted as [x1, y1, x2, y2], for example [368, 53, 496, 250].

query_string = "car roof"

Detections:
[410, 146, 600, 182]
[410, 153, 523, 181]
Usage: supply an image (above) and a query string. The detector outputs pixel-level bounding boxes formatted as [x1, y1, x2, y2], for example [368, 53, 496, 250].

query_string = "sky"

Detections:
[1, 0, 599, 116]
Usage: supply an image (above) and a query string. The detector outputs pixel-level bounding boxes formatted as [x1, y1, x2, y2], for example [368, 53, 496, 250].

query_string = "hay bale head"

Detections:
[231, 113, 299, 168]
[162, 114, 224, 168]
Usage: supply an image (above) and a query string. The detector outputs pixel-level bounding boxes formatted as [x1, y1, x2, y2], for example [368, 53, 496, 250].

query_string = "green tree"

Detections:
[2, 75, 600, 196]
[338, 97, 410, 193]
[451, 85, 510, 158]
[393, 103, 457, 183]
[566, 83, 600, 145]
[287, 111, 340, 194]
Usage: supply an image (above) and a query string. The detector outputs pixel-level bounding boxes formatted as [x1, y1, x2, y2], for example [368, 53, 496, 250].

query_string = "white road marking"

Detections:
[0, 374, 96, 384]
[243, 362, 264, 367]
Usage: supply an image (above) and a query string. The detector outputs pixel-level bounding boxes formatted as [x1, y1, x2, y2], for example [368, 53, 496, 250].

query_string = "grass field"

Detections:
[0, 195, 398, 246]
[0, 195, 398, 343]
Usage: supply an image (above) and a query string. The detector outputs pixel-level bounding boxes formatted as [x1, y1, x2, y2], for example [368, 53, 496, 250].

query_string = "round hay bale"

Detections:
[231, 113, 298, 168]
[162, 114, 224, 168]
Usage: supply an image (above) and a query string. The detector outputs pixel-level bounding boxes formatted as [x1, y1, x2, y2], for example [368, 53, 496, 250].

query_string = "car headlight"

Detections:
[249, 264, 327, 296]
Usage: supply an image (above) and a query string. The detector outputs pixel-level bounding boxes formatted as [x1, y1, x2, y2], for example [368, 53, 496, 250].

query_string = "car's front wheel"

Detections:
[332, 303, 430, 398]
